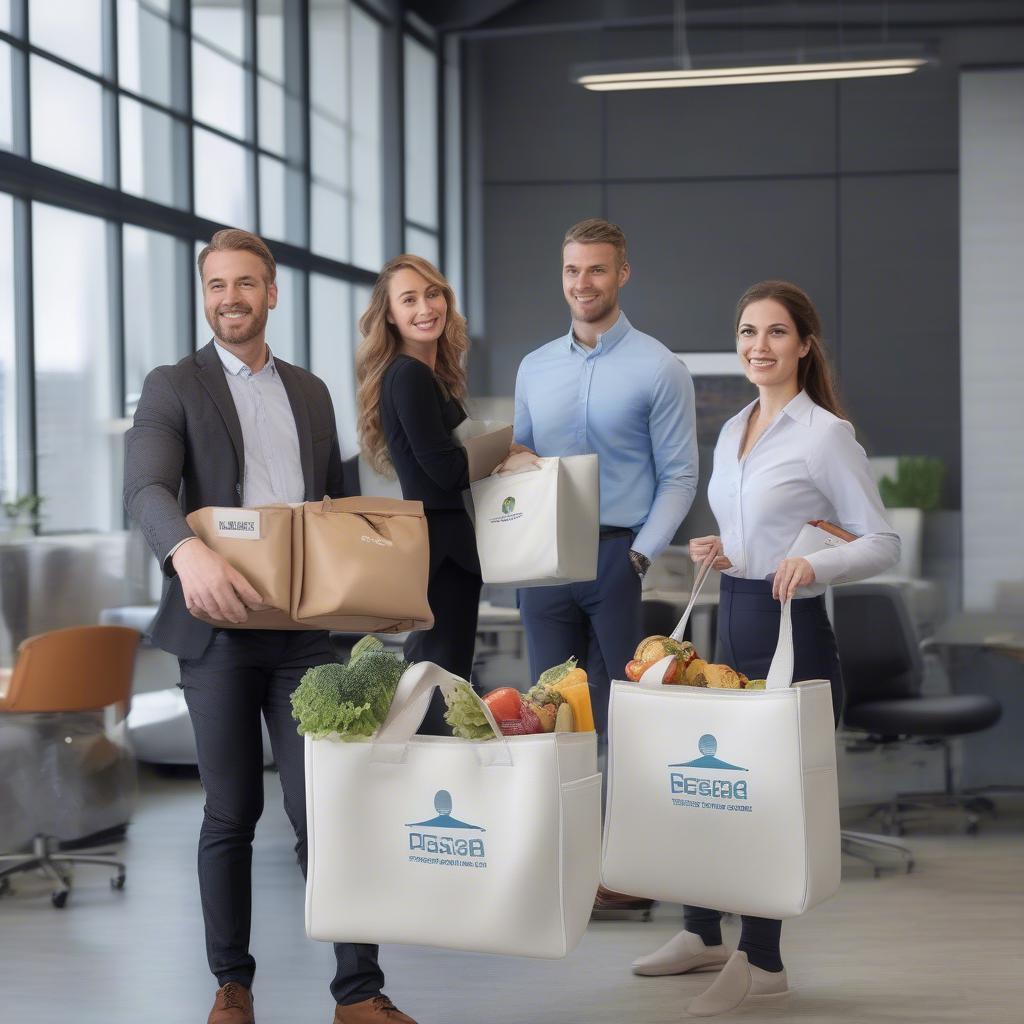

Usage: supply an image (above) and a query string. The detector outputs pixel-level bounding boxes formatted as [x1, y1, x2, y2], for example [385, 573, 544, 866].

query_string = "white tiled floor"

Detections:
[1, 767, 1022, 1024]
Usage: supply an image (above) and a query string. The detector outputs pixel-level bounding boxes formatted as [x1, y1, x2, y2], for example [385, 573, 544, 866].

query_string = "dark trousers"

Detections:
[179, 629, 384, 1005]
[518, 532, 642, 740]
[683, 575, 845, 973]
[403, 556, 482, 735]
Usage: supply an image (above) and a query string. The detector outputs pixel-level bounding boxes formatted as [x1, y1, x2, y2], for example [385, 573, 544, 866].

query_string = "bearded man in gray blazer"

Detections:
[124, 229, 415, 1024]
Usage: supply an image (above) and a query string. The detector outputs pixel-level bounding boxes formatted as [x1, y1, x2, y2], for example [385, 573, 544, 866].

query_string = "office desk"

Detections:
[931, 611, 1024, 789]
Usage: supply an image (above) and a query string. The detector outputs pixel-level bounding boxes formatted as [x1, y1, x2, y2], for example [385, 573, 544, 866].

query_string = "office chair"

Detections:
[0, 625, 140, 907]
[832, 584, 1002, 846]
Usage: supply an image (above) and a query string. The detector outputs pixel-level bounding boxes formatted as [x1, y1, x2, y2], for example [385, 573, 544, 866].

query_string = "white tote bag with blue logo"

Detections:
[601, 600, 841, 919]
[304, 662, 601, 958]
[469, 454, 599, 587]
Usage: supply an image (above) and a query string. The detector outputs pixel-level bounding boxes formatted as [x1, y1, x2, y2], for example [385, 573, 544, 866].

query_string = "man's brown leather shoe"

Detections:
[592, 883, 655, 919]
[208, 982, 254, 1024]
[332, 994, 417, 1023]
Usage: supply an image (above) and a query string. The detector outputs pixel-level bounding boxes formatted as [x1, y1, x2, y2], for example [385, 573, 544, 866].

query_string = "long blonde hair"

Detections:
[356, 254, 470, 476]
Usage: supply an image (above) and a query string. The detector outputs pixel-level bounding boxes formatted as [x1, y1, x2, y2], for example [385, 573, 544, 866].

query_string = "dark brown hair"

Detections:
[197, 228, 277, 284]
[562, 218, 628, 268]
[734, 280, 846, 420]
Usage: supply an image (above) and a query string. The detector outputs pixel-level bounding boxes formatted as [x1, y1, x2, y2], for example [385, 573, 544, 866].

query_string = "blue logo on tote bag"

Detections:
[405, 790, 488, 868]
[668, 735, 752, 812]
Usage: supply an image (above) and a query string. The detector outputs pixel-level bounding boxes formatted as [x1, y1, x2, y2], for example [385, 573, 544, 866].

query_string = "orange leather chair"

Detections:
[0, 626, 140, 907]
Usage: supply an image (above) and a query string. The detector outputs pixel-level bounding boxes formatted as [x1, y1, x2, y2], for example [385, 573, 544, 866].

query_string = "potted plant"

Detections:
[877, 457, 944, 578]
[1, 493, 44, 541]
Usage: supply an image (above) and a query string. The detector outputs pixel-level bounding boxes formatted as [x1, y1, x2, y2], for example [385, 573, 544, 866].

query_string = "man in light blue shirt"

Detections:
[514, 218, 698, 741]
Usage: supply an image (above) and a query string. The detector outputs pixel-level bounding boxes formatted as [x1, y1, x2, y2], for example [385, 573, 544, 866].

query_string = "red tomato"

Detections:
[483, 687, 523, 722]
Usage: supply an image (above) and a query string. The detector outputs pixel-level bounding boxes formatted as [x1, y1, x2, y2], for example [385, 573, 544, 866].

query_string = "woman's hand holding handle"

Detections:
[688, 535, 732, 571]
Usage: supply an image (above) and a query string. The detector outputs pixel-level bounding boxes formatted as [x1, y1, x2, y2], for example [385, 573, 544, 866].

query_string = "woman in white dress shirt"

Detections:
[631, 280, 900, 1017]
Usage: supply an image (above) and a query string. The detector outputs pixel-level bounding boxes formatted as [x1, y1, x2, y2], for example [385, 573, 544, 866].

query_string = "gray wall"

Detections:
[462, 9, 1024, 509]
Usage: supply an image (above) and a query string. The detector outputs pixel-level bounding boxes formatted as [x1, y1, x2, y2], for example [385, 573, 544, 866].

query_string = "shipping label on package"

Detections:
[214, 508, 261, 540]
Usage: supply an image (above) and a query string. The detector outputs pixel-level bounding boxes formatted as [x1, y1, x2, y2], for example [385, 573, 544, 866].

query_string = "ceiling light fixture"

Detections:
[572, 0, 933, 92]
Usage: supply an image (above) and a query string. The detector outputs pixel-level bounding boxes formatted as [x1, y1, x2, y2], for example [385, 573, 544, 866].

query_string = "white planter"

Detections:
[885, 507, 924, 578]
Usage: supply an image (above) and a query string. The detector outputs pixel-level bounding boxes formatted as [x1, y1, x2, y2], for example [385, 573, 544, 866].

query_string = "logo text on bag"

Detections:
[360, 534, 393, 547]
[405, 790, 487, 869]
[667, 734, 752, 813]
[214, 507, 261, 540]
[489, 495, 523, 525]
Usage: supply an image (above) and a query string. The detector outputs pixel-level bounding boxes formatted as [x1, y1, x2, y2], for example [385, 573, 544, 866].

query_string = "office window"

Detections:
[268, 265, 305, 367]
[403, 36, 438, 233]
[0, 194, 16, 501]
[123, 225, 190, 414]
[30, 57, 108, 184]
[192, 0, 249, 139]
[118, 0, 184, 109]
[0, 3, 10, 33]
[0, 42, 13, 152]
[309, 0, 383, 270]
[29, 0, 105, 75]
[404, 225, 439, 266]
[32, 204, 117, 533]
[309, 274, 358, 457]
[194, 127, 253, 228]
[120, 96, 188, 208]
[194, 240, 209, 350]
[349, 5, 383, 270]
[257, 0, 303, 158]
[260, 154, 306, 246]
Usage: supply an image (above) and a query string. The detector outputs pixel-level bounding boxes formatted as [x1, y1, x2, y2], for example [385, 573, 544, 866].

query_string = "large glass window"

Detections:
[403, 36, 438, 234]
[0, 42, 13, 152]
[30, 57, 107, 184]
[123, 225, 190, 414]
[310, 0, 383, 270]
[309, 274, 358, 457]
[0, 194, 16, 502]
[194, 127, 253, 228]
[192, 0, 249, 139]
[118, 0, 185, 109]
[268, 265, 305, 367]
[120, 96, 189, 208]
[32, 204, 117, 533]
[29, 0, 105, 75]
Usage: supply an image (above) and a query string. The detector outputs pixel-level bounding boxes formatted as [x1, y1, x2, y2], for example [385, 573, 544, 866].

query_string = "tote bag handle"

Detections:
[370, 661, 513, 766]
[639, 597, 795, 690]
[669, 552, 716, 643]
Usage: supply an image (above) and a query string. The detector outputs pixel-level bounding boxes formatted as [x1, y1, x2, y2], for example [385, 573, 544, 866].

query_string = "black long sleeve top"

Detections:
[380, 354, 470, 510]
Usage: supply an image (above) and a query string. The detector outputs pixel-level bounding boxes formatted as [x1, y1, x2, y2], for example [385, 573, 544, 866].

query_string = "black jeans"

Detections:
[180, 629, 383, 1005]
[683, 576, 845, 974]
[404, 555, 483, 735]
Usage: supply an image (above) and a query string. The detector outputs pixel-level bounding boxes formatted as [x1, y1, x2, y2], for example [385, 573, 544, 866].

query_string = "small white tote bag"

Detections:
[602, 599, 841, 919]
[304, 662, 602, 958]
[469, 454, 599, 587]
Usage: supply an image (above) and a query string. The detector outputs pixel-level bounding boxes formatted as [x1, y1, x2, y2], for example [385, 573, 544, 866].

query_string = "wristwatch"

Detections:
[628, 549, 651, 578]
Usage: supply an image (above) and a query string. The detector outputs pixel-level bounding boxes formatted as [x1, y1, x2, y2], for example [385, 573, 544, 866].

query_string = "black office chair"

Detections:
[832, 584, 1002, 843]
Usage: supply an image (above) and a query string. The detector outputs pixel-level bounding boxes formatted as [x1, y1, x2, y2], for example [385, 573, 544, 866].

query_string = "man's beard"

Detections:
[207, 305, 268, 346]
[571, 293, 618, 324]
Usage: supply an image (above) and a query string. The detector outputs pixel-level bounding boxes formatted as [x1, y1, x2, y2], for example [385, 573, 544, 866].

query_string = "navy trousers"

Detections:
[683, 575, 844, 973]
[179, 629, 384, 1005]
[518, 532, 642, 740]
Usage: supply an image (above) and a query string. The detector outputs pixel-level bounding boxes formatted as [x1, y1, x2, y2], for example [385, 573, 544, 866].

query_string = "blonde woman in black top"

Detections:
[356, 255, 480, 733]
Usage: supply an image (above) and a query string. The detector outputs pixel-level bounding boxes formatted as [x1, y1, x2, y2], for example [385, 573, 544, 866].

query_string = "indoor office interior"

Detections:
[0, 0, 1022, 1022]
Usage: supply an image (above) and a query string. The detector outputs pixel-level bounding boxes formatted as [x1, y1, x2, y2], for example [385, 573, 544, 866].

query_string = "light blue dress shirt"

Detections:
[513, 312, 698, 562]
[214, 341, 305, 507]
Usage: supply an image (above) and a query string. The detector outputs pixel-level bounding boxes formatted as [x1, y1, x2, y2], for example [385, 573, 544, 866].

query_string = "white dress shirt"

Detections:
[707, 390, 900, 596]
[215, 341, 305, 507]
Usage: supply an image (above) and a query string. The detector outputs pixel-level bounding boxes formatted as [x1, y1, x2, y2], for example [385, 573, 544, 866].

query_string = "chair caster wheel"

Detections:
[51, 890, 68, 909]
[111, 874, 126, 890]
[641, 909, 652, 922]
[0, 877, 10, 897]
[965, 820, 979, 836]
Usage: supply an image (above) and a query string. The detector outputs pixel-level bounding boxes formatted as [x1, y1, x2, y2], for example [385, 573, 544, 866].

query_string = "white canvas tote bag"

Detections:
[602, 600, 841, 919]
[469, 454, 599, 587]
[305, 662, 602, 958]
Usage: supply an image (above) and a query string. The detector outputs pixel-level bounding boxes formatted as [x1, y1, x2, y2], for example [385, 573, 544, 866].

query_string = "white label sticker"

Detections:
[213, 508, 261, 540]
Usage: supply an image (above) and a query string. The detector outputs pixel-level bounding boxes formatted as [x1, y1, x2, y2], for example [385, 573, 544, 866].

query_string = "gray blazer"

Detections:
[124, 341, 347, 659]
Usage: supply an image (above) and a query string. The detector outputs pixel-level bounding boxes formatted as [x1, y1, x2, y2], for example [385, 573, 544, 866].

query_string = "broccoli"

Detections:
[291, 648, 408, 741]
[350, 634, 385, 661]
[443, 679, 496, 741]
